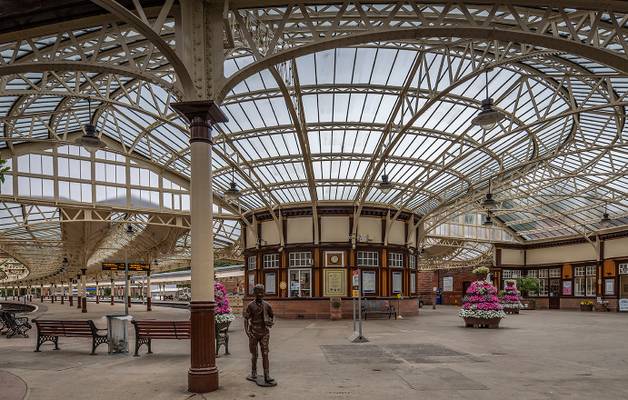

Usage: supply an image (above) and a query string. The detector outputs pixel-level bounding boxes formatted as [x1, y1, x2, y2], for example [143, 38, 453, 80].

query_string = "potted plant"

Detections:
[330, 297, 342, 320]
[214, 282, 235, 328]
[459, 279, 505, 328]
[516, 276, 540, 310]
[499, 280, 523, 314]
[580, 299, 594, 312]
[473, 266, 490, 281]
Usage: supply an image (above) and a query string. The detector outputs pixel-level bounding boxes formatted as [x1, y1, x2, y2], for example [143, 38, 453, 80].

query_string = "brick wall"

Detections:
[262, 297, 420, 319]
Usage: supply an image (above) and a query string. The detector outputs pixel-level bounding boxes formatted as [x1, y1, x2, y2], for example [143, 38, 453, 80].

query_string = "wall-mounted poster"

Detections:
[265, 273, 276, 294]
[562, 280, 572, 296]
[324, 269, 346, 297]
[619, 298, 628, 312]
[605, 279, 615, 295]
[442, 276, 453, 292]
[392, 271, 402, 294]
[362, 271, 376, 294]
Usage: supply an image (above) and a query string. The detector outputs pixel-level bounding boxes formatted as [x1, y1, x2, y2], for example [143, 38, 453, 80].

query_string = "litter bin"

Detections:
[107, 315, 131, 354]
[436, 289, 443, 305]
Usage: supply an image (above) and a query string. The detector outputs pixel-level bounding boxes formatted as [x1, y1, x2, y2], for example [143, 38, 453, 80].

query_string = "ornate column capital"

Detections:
[171, 100, 228, 144]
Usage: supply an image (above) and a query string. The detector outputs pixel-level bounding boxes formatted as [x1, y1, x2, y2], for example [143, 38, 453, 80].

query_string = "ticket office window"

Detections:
[289, 268, 311, 298]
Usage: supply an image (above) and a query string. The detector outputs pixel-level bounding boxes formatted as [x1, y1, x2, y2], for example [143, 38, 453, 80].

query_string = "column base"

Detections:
[127, 296, 132, 308]
[188, 367, 219, 393]
[188, 301, 218, 393]
[77, 296, 82, 309]
[69, 296, 73, 306]
[147, 297, 152, 311]
[96, 295, 99, 304]
[61, 296, 64, 305]
[110, 297, 114, 305]
[82, 297, 87, 313]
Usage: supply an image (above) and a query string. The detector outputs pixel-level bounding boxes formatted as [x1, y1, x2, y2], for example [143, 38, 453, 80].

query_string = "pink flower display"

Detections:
[458, 278, 506, 319]
[214, 281, 232, 315]
[499, 280, 523, 311]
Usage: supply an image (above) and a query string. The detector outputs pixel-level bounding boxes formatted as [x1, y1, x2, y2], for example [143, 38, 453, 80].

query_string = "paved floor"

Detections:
[1, 301, 627, 400]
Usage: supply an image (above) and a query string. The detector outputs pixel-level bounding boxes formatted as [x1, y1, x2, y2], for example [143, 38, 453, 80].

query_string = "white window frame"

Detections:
[288, 268, 312, 298]
[357, 251, 379, 267]
[248, 272, 255, 295]
[409, 255, 416, 270]
[289, 251, 312, 267]
[263, 253, 279, 269]
[619, 263, 628, 275]
[388, 252, 404, 268]
[549, 268, 561, 278]
[410, 272, 416, 293]
[247, 256, 256, 270]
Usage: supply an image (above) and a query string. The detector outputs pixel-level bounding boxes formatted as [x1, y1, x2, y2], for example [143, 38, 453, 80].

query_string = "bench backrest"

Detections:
[363, 299, 390, 311]
[34, 320, 96, 337]
[132, 320, 191, 339]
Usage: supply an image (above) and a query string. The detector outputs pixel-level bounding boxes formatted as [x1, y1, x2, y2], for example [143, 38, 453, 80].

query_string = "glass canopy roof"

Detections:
[0, 1, 626, 281]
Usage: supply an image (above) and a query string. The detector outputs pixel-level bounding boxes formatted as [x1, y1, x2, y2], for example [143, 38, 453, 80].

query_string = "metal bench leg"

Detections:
[147, 339, 152, 354]
[225, 334, 230, 355]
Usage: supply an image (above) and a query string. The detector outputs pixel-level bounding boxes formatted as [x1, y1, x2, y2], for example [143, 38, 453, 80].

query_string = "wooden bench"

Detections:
[132, 320, 191, 356]
[33, 320, 108, 354]
[361, 299, 397, 320]
[1, 311, 31, 338]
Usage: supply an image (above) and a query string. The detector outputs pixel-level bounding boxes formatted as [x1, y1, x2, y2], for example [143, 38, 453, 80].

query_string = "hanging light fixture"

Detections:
[61, 257, 69, 272]
[472, 68, 504, 131]
[126, 224, 134, 235]
[222, 140, 241, 202]
[600, 203, 612, 228]
[75, 98, 106, 153]
[224, 180, 241, 201]
[483, 214, 494, 226]
[482, 178, 497, 209]
[379, 118, 395, 194]
[379, 173, 393, 194]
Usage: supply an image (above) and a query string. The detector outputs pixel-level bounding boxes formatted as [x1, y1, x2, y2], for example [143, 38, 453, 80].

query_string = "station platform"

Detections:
[1, 302, 627, 400]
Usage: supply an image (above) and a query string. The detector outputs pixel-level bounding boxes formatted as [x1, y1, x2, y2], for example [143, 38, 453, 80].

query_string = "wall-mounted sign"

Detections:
[562, 280, 572, 296]
[352, 269, 360, 289]
[324, 269, 346, 297]
[101, 262, 150, 272]
[619, 298, 628, 312]
[442, 276, 453, 292]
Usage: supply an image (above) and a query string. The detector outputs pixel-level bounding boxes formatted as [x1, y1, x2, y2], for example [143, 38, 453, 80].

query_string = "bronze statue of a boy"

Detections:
[244, 284, 276, 386]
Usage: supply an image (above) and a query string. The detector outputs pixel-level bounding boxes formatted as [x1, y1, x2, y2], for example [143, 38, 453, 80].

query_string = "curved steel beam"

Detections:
[89, 0, 195, 95]
[218, 26, 628, 100]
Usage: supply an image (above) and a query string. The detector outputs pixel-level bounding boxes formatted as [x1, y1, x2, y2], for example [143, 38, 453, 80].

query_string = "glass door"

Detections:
[289, 269, 311, 298]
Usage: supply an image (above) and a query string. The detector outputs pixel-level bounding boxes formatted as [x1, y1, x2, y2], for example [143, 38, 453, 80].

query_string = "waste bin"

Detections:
[106, 315, 131, 354]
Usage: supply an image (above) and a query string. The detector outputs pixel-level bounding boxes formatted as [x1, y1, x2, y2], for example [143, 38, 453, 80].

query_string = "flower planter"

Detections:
[522, 299, 536, 310]
[580, 304, 594, 312]
[463, 317, 501, 329]
[330, 298, 342, 320]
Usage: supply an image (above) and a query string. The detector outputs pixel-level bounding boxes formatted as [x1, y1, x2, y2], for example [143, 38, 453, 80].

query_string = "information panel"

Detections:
[101, 262, 150, 272]
[324, 269, 346, 297]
